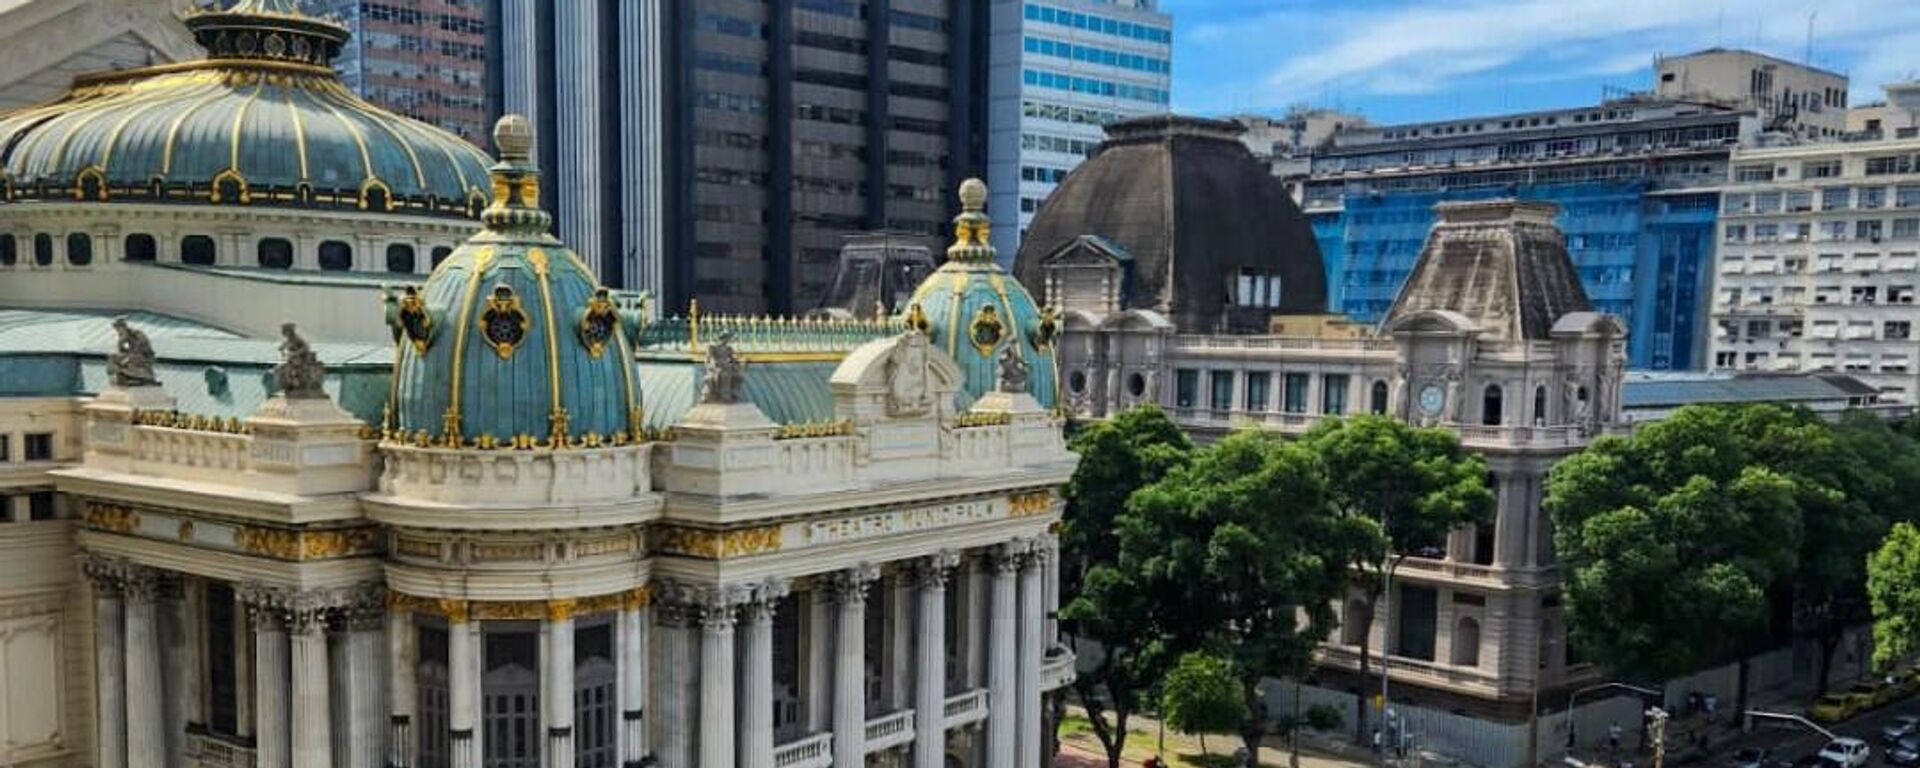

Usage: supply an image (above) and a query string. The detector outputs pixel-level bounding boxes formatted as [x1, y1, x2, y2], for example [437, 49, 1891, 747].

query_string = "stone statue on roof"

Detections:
[996, 343, 1029, 394]
[700, 332, 745, 405]
[108, 317, 160, 388]
[274, 323, 328, 399]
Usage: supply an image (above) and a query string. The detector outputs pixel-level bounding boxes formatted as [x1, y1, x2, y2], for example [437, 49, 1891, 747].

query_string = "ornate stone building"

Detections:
[1045, 197, 1627, 763]
[1, 105, 1077, 768]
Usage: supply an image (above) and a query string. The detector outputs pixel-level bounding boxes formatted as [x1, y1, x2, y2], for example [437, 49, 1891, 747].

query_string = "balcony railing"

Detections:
[186, 732, 256, 768]
[1042, 650, 1077, 691]
[773, 733, 833, 768]
[864, 709, 915, 753]
[944, 689, 990, 729]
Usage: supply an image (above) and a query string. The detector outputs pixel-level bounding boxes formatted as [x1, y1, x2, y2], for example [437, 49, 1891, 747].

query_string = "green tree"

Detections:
[1123, 431, 1374, 763]
[1162, 652, 1249, 754]
[1868, 522, 1920, 670]
[1548, 405, 1808, 713]
[1295, 415, 1494, 742]
[1794, 415, 1919, 690]
[1057, 406, 1194, 768]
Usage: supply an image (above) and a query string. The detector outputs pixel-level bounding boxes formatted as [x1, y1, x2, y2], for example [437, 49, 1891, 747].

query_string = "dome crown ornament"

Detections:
[185, 0, 350, 67]
[946, 178, 996, 263]
[480, 114, 554, 236]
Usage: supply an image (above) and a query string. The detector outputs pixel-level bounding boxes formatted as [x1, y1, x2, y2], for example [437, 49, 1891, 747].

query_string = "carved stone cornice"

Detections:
[652, 524, 783, 559]
[825, 563, 882, 605]
[385, 588, 649, 623]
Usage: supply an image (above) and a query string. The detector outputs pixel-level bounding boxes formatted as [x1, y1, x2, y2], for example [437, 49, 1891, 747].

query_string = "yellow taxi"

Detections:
[1813, 693, 1862, 723]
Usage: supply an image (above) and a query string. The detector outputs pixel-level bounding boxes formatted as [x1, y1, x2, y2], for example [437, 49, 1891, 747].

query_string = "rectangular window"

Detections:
[1896, 219, 1920, 240]
[1209, 371, 1234, 411]
[1322, 374, 1350, 415]
[1899, 186, 1920, 209]
[1863, 187, 1887, 209]
[1175, 369, 1198, 409]
[1859, 220, 1885, 241]
[23, 433, 51, 461]
[1804, 159, 1843, 178]
[1245, 372, 1270, 412]
[1734, 164, 1775, 183]
[1823, 187, 1852, 211]
[1283, 373, 1310, 414]
[27, 492, 54, 521]
[0, 435, 7, 462]
[1886, 321, 1913, 340]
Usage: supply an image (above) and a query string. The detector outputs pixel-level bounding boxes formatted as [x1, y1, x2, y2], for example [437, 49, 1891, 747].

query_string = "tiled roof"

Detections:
[1622, 374, 1859, 408]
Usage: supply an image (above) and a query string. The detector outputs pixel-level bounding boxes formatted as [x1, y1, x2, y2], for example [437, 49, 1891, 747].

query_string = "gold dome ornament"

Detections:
[493, 114, 534, 160]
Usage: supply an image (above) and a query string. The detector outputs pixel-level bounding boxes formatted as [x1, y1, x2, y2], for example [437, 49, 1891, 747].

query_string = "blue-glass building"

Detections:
[1303, 100, 1757, 370]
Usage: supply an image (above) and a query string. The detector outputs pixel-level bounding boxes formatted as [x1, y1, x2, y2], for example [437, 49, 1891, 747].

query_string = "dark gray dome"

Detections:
[1014, 114, 1326, 333]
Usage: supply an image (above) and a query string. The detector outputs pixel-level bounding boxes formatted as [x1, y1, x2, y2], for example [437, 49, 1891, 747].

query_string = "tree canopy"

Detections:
[1162, 652, 1248, 752]
[1869, 522, 1920, 669]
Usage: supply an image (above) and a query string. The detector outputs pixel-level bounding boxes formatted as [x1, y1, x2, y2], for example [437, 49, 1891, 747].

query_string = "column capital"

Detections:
[826, 563, 881, 605]
[912, 550, 961, 589]
[992, 540, 1037, 574]
[741, 578, 791, 624]
[654, 579, 754, 630]
[78, 552, 150, 596]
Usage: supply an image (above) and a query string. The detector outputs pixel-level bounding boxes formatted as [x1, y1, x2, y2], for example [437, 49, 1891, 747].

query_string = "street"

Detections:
[1603, 696, 1920, 768]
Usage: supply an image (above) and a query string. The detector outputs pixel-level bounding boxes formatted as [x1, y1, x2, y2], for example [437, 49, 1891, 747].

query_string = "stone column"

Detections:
[914, 553, 958, 768]
[544, 602, 577, 768]
[289, 605, 333, 768]
[343, 592, 386, 768]
[986, 544, 1022, 767]
[802, 588, 833, 733]
[388, 604, 418, 768]
[887, 577, 914, 711]
[448, 605, 479, 768]
[619, 590, 651, 768]
[652, 599, 693, 768]
[962, 562, 987, 689]
[235, 589, 254, 740]
[1019, 545, 1046, 768]
[1043, 536, 1061, 644]
[739, 581, 789, 768]
[697, 591, 740, 768]
[252, 594, 292, 768]
[831, 565, 880, 768]
[125, 570, 167, 768]
[164, 579, 196, 767]
[86, 560, 127, 768]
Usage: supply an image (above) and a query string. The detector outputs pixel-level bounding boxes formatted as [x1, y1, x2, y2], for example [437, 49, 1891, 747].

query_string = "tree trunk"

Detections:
[1243, 682, 1267, 768]
[1201, 733, 1210, 754]
[1077, 682, 1129, 768]
[1818, 631, 1841, 695]
[1293, 680, 1305, 768]
[1736, 656, 1752, 726]
[1110, 709, 1130, 768]
[1355, 591, 1380, 744]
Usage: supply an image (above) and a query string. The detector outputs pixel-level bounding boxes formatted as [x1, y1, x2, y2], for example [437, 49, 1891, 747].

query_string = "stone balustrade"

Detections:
[864, 709, 915, 753]
[377, 442, 653, 507]
[1041, 649, 1077, 692]
[772, 733, 833, 768]
[185, 731, 257, 768]
[943, 689, 989, 729]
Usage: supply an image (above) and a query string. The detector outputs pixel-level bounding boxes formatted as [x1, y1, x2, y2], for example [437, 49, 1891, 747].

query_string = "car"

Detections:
[1888, 735, 1920, 767]
[1884, 715, 1920, 745]
[1816, 694, 1862, 723]
[1820, 737, 1872, 768]
[1846, 683, 1894, 710]
[1732, 747, 1773, 768]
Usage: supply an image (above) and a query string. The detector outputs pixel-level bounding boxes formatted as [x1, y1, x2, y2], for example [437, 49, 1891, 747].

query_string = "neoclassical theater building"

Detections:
[0, 8, 1080, 765]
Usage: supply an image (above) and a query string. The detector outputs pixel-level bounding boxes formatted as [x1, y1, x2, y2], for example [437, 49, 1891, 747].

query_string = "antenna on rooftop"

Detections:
[1804, 11, 1816, 66]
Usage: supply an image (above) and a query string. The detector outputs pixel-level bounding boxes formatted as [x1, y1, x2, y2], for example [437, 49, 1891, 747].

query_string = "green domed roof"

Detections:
[903, 179, 1059, 409]
[0, 0, 489, 218]
[384, 116, 641, 448]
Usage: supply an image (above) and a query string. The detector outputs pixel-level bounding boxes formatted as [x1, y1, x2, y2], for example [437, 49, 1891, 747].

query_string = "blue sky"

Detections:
[1162, 0, 1920, 125]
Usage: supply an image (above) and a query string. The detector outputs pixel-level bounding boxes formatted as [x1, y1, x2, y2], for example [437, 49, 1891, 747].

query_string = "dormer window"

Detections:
[1235, 268, 1283, 308]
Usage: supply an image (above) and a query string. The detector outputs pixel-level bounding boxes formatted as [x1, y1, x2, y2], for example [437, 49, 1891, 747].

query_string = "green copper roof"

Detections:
[0, 0, 487, 218]
[387, 117, 642, 447]
[637, 360, 841, 430]
[903, 180, 1059, 409]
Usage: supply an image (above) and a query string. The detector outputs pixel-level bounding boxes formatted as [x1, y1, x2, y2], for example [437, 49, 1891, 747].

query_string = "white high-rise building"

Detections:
[1709, 135, 1920, 400]
[987, 0, 1173, 264]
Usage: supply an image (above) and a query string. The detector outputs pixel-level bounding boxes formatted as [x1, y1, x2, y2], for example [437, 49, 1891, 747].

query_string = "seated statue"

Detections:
[274, 323, 328, 399]
[108, 317, 160, 388]
[699, 332, 745, 405]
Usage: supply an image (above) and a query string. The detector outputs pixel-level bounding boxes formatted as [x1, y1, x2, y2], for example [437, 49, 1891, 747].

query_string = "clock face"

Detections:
[1418, 384, 1446, 415]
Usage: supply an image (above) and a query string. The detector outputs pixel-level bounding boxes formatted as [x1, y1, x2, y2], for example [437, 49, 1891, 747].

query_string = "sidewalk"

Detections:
[1056, 705, 1378, 768]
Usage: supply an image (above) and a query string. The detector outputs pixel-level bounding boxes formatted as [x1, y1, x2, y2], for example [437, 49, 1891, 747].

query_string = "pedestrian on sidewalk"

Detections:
[1374, 728, 1384, 755]
[1610, 722, 1623, 759]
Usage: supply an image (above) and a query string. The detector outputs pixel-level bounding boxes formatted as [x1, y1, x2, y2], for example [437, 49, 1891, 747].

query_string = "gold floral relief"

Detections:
[236, 526, 377, 561]
[655, 525, 783, 559]
[1008, 490, 1054, 518]
[84, 503, 141, 534]
[479, 283, 531, 359]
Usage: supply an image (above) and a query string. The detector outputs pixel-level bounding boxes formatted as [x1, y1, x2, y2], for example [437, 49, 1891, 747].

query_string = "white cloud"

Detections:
[1175, 0, 1920, 113]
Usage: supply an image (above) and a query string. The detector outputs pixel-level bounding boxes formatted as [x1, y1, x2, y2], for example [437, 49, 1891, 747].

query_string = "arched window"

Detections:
[1341, 599, 1369, 645]
[480, 628, 540, 768]
[318, 240, 353, 271]
[1370, 380, 1390, 414]
[0, 234, 15, 266]
[1452, 617, 1482, 667]
[1481, 384, 1503, 426]
[1068, 370, 1089, 394]
[573, 621, 618, 766]
[124, 234, 157, 262]
[180, 235, 217, 265]
[257, 238, 294, 269]
[386, 243, 417, 273]
[67, 233, 93, 266]
[431, 245, 454, 268]
[1534, 385, 1548, 426]
[33, 234, 54, 266]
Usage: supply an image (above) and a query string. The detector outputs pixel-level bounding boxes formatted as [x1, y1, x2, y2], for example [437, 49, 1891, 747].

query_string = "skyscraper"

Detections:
[986, 0, 1172, 263]
[301, 0, 491, 146]
[486, 0, 992, 315]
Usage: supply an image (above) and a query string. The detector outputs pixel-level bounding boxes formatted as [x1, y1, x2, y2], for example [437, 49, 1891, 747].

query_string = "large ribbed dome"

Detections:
[0, 0, 489, 218]
[384, 116, 641, 448]
[904, 179, 1058, 409]
[1014, 115, 1327, 333]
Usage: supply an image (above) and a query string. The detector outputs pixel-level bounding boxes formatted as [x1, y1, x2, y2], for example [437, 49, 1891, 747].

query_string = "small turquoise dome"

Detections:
[903, 179, 1058, 409]
[0, 0, 490, 218]
[384, 116, 641, 448]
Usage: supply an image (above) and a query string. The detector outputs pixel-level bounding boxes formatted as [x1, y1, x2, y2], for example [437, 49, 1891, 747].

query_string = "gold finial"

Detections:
[948, 178, 995, 261]
[493, 115, 534, 162]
